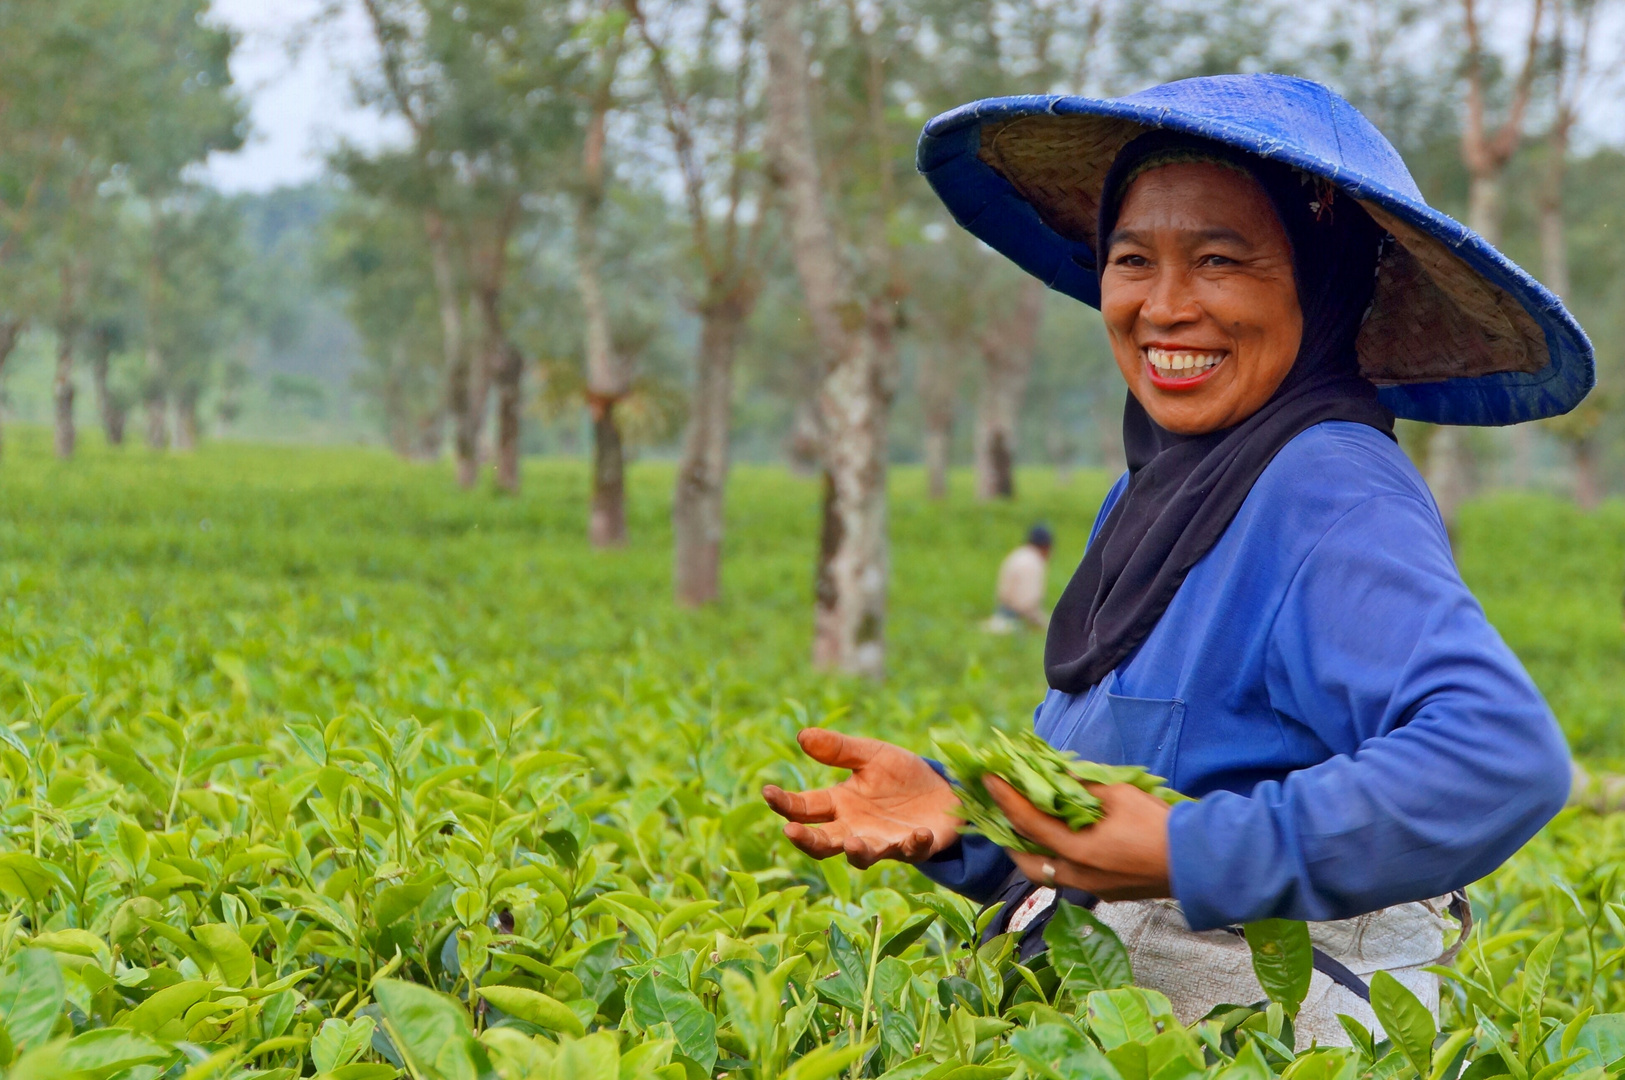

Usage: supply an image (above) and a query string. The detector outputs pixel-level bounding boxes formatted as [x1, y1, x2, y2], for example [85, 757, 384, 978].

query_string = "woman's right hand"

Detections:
[762, 728, 963, 869]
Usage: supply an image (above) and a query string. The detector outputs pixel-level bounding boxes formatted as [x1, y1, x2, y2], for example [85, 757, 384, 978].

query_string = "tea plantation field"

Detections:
[2, 427, 1624, 1080]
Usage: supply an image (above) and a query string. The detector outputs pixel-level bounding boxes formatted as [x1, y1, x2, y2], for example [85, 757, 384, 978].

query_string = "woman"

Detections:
[762, 75, 1591, 1045]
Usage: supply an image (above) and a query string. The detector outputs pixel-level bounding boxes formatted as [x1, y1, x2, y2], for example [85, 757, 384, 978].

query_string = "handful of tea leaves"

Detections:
[931, 728, 1187, 855]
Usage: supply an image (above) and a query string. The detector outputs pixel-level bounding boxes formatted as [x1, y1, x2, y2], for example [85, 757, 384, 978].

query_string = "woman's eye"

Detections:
[1114, 253, 1149, 267]
[1200, 253, 1235, 267]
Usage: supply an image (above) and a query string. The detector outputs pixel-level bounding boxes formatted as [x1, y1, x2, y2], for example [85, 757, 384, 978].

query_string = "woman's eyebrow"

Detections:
[1105, 225, 1254, 251]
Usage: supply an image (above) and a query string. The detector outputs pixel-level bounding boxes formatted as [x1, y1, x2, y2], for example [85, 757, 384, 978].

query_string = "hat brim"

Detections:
[916, 86, 1594, 427]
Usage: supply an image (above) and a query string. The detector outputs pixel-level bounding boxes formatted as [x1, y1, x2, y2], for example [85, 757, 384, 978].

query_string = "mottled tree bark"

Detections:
[975, 277, 1046, 500]
[0, 320, 21, 461]
[425, 211, 477, 489]
[766, 0, 896, 678]
[917, 345, 958, 501]
[1445, 0, 1544, 503]
[473, 206, 523, 494]
[673, 300, 745, 605]
[90, 333, 126, 446]
[143, 345, 168, 450]
[174, 393, 200, 452]
[589, 396, 626, 547]
[53, 326, 76, 460]
[578, 52, 629, 547]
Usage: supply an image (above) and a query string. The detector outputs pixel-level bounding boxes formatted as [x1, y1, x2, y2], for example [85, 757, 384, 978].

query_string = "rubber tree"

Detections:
[975, 277, 1047, 500]
[629, 0, 770, 603]
[764, 0, 905, 678]
[573, 17, 631, 547]
[1535, 0, 1620, 510]
[1425, 0, 1546, 513]
[355, 0, 578, 493]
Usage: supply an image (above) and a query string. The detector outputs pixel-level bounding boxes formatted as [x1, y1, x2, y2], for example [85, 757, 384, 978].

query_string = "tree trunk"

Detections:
[577, 70, 629, 546]
[811, 308, 894, 677]
[91, 335, 126, 447]
[1467, 174, 1503, 248]
[923, 421, 951, 500]
[476, 284, 523, 494]
[54, 328, 76, 459]
[673, 299, 745, 605]
[1573, 435, 1600, 511]
[143, 345, 168, 450]
[1428, 426, 1471, 536]
[145, 397, 169, 450]
[425, 210, 477, 489]
[589, 397, 627, 547]
[174, 395, 199, 451]
[917, 344, 957, 502]
[976, 277, 1046, 500]
[0, 319, 21, 462]
[766, 0, 894, 678]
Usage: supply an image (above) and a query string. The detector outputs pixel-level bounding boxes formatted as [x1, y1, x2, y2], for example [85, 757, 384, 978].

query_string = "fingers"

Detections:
[782, 821, 848, 860]
[899, 826, 936, 862]
[1010, 850, 1170, 902]
[762, 784, 838, 824]
[983, 774, 1080, 852]
[797, 727, 886, 770]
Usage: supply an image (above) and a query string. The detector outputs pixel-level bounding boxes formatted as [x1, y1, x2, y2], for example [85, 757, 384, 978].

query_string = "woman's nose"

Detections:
[1141, 267, 1202, 328]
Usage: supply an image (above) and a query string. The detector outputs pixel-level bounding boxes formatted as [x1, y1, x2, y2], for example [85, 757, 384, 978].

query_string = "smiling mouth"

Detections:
[1143, 346, 1227, 388]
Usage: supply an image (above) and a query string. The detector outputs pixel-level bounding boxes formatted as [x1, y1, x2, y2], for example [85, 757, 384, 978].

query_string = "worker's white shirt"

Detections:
[995, 544, 1049, 624]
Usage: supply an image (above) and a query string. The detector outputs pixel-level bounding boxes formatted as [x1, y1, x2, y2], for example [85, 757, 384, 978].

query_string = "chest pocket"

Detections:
[1047, 676, 1186, 788]
[1106, 690, 1186, 788]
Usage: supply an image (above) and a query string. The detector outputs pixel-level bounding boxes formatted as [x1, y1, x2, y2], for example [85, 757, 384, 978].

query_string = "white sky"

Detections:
[202, 0, 402, 192]
[202, 2, 1622, 195]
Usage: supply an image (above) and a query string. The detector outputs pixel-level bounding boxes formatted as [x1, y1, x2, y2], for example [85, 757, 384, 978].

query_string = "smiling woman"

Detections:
[1101, 161, 1303, 432]
[766, 74, 1595, 1048]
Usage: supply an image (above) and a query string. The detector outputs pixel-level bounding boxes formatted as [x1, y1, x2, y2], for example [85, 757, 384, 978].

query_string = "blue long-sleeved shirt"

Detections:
[919, 420, 1570, 930]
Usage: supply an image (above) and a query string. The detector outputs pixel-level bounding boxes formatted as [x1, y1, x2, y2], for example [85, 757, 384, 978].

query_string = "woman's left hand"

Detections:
[982, 774, 1173, 901]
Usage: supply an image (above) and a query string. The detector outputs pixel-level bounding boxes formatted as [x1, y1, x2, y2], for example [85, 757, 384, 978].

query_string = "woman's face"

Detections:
[1100, 162, 1303, 435]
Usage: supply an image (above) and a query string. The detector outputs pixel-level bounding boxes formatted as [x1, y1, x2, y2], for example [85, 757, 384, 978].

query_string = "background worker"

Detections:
[985, 524, 1053, 632]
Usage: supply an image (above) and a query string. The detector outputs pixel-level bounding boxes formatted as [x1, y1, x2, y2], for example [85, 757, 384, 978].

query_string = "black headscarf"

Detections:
[1044, 130, 1396, 694]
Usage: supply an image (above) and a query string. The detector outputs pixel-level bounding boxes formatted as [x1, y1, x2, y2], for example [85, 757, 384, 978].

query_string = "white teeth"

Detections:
[1145, 347, 1224, 379]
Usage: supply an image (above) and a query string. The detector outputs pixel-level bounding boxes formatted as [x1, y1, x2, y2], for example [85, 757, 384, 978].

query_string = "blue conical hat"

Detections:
[916, 74, 1593, 426]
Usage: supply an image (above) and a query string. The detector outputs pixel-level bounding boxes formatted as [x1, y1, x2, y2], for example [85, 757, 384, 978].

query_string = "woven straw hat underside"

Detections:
[976, 114, 1548, 386]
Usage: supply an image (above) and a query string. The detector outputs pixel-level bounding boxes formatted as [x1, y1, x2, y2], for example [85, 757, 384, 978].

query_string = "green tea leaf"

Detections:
[1243, 919, 1313, 1019]
[475, 985, 585, 1037]
[0, 854, 58, 904]
[119, 980, 215, 1034]
[1371, 971, 1436, 1078]
[0, 951, 64, 1052]
[312, 1017, 377, 1073]
[1045, 900, 1132, 994]
[628, 972, 717, 1072]
[1010, 1022, 1125, 1080]
[59, 1029, 172, 1072]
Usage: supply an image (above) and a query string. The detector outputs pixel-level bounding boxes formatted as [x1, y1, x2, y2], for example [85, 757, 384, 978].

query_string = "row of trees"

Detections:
[322, 0, 1623, 678]
[0, 0, 249, 457]
[1, 0, 1619, 678]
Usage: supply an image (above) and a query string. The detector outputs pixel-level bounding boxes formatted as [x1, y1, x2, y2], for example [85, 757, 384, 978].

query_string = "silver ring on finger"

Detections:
[1040, 862, 1057, 887]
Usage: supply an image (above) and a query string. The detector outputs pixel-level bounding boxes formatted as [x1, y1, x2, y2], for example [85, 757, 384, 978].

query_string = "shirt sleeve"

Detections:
[1167, 493, 1571, 930]
[913, 758, 1016, 902]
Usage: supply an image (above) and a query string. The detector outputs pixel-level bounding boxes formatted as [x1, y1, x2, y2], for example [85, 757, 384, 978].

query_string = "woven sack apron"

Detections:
[1090, 896, 1453, 1049]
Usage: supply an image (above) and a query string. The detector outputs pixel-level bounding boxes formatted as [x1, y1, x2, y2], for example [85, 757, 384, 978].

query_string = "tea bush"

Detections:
[1, 428, 1623, 1080]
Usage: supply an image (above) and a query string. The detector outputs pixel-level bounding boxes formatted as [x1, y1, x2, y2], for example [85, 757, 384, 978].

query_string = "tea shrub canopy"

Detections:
[1, 428, 1624, 1080]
